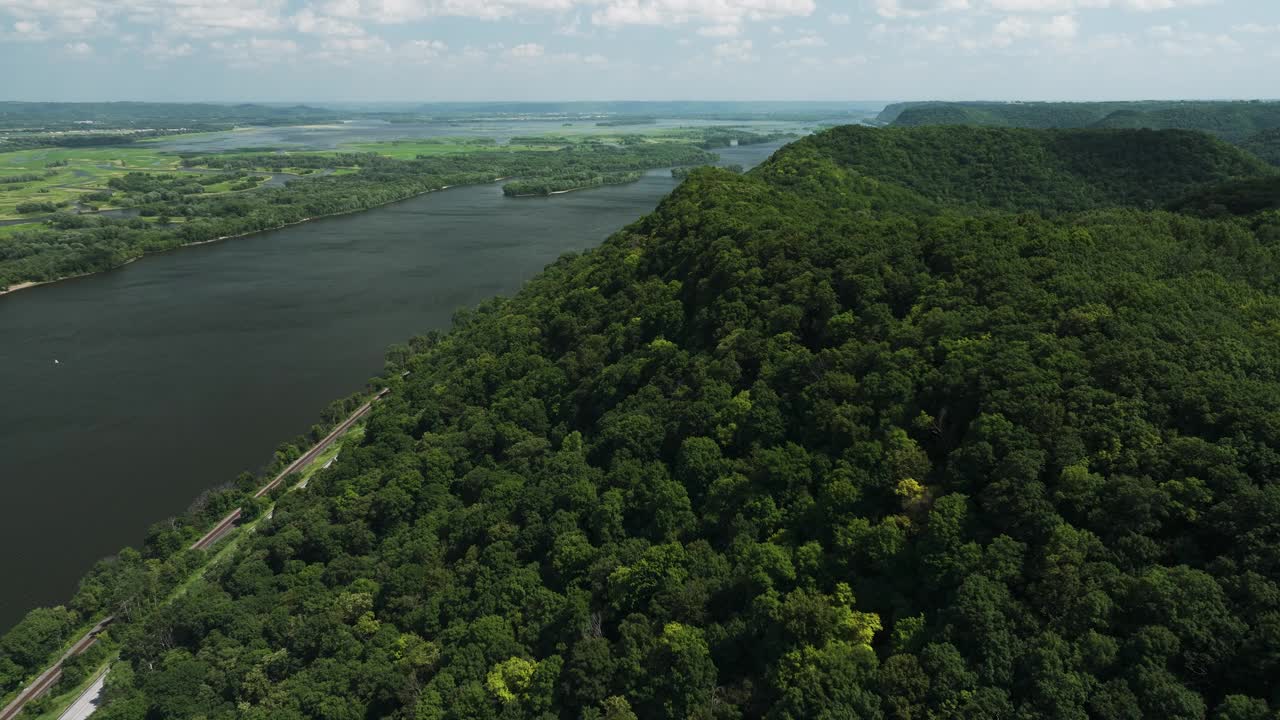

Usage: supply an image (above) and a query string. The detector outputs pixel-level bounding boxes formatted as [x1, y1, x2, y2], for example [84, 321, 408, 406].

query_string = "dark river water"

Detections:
[0, 142, 783, 632]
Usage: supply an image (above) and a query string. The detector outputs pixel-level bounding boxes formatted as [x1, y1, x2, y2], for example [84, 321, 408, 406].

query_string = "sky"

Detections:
[0, 0, 1278, 102]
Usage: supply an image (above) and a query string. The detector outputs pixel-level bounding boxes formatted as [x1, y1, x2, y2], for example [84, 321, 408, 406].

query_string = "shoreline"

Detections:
[0, 166, 668, 299]
[508, 181, 620, 198]
[0, 182, 465, 300]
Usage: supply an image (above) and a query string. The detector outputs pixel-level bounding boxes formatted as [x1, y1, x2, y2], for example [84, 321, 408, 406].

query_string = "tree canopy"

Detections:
[17, 124, 1280, 719]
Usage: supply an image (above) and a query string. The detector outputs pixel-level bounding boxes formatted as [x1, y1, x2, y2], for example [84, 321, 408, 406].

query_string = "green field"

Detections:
[0, 146, 182, 218]
[0, 145, 286, 219]
[0, 124, 779, 220]
[0, 222, 39, 237]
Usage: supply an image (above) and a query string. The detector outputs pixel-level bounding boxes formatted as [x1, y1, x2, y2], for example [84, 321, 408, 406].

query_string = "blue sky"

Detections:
[1, 0, 1277, 101]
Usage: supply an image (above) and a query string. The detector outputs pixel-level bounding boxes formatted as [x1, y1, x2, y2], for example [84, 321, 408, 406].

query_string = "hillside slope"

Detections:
[74, 128, 1280, 720]
[1239, 128, 1280, 166]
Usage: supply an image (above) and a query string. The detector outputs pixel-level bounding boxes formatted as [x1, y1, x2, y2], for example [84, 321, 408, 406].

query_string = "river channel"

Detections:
[0, 141, 783, 631]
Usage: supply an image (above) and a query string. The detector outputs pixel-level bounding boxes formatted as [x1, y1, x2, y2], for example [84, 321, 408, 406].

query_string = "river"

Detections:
[0, 141, 784, 632]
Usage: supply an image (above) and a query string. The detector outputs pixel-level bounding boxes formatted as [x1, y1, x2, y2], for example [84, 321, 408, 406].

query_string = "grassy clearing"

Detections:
[0, 147, 186, 219]
[0, 222, 40, 237]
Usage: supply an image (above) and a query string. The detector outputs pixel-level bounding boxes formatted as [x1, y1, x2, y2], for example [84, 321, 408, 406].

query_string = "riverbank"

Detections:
[508, 184, 600, 198]
[0, 180, 463, 299]
[0, 258, 141, 297]
[0, 399, 379, 720]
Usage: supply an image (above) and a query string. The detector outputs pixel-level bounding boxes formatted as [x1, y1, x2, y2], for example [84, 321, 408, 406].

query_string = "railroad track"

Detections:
[189, 387, 388, 551]
[0, 618, 112, 720]
[0, 380, 400, 720]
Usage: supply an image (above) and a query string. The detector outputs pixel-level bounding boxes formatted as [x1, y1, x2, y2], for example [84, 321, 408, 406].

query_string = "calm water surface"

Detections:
[0, 142, 782, 631]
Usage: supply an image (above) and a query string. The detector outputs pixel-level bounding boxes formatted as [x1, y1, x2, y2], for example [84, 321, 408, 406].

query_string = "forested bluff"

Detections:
[3, 125, 1280, 720]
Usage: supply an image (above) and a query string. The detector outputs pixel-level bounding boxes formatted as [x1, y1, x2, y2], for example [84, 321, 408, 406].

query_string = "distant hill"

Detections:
[1168, 175, 1280, 217]
[763, 125, 1272, 213]
[882, 100, 1280, 145]
[1239, 128, 1280, 166]
[0, 101, 339, 131]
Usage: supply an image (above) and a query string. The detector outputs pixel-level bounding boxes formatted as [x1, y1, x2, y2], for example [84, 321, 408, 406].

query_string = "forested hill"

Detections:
[759, 125, 1271, 213]
[63, 126, 1280, 719]
[878, 101, 1280, 164]
[877, 100, 1142, 128]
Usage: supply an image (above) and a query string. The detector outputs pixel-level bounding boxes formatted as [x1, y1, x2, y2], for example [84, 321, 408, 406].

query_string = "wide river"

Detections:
[0, 141, 784, 632]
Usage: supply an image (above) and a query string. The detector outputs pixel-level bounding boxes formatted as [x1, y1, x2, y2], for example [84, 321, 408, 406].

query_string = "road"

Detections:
[0, 383, 394, 720]
[57, 667, 108, 720]
[0, 618, 111, 720]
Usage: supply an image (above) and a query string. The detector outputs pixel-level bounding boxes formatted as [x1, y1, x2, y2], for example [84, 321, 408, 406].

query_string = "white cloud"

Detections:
[903, 12, 1082, 50]
[984, 0, 1106, 10]
[545, 50, 608, 63]
[301, 0, 813, 34]
[872, 21, 954, 45]
[0, 0, 290, 38]
[321, 34, 388, 54]
[555, 14, 588, 35]
[712, 38, 755, 62]
[1233, 23, 1279, 34]
[775, 31, 825, 48]
[1156, 29, 1239, 56]
[1042, 13, 1078, 38]
[1087, 31, 1132, 49]
[936, 0, 1211, 9]
[1125, 0, 1215, 10]
[11, 19, 48, 39]
[250, 36, 300, 53]
[508, 42, 545, 58]
[63, 40, 92, 56]
[1141, 22, 1239, 57]
[210, 34, 300, 68]
[992, 15, 1032, 41]
[399, 38, 447, 62]
[1, 1, 102, 35]
[591, 0, 814, 29]
[834, 53, 868, 66]
[293, 7, 364, 36]
[156, 0, 289, 37]
[828, 12, 851, 24]
[697, 23, 740, 37]
[145, 38, 195, 58]
[874, 0, 970, 19]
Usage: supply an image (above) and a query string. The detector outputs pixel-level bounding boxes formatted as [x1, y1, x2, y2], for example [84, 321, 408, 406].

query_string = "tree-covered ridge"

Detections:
[878, 101, 1136, 129]
[0, 101, 339, 131]
[1239, 129, 1280, 167]
[1168, 176, 1280, 218]
[74, 126, 1280, 720]
[766, 125, 1272, 214]
[880, 101, 1280, 143]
